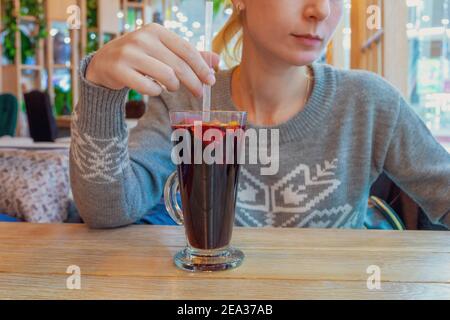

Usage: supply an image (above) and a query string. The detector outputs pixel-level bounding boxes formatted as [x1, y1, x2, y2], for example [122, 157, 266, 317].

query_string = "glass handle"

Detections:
[164, 171, 184, 225]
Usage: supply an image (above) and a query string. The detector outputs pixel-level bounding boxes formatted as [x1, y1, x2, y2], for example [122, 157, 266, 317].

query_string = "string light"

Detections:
[50, 28, 58, 37]
[167, 1, 231, 46]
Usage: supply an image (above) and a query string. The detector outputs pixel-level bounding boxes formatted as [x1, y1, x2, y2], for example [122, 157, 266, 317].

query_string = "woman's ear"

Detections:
[231, 0, 246, 12]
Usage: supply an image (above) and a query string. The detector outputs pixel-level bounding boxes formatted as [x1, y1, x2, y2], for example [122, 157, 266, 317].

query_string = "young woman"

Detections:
[70, 0, 450, 229]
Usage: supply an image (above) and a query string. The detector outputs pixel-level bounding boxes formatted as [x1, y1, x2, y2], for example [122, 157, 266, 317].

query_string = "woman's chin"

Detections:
[291, 53, 322, 66]
[284, 52, 323, 66]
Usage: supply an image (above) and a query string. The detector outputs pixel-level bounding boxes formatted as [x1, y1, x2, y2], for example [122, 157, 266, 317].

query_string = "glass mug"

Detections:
[164, 111, 247, 272]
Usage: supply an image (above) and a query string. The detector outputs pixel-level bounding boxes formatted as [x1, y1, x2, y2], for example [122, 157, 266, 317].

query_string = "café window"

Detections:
[406, 0, 450, 144]
[325, 0, 450, 148]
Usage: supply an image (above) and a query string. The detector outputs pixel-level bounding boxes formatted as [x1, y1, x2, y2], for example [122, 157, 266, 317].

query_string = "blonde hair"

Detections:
[212, 2, 244, 68]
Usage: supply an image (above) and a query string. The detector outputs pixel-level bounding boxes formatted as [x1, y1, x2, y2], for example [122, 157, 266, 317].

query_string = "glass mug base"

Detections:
[174, 246, 245, 272]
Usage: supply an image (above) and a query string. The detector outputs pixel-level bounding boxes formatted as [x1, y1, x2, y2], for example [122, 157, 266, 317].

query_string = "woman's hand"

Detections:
[86, 23, 220, 97]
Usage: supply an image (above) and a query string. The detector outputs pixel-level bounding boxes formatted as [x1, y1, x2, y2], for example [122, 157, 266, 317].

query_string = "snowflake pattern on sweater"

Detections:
[236, 159, 358, 228]
[71, 106, 130, 184]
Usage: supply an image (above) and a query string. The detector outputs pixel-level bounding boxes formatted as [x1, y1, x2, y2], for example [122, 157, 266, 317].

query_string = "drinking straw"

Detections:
[202, 0, 214, 122]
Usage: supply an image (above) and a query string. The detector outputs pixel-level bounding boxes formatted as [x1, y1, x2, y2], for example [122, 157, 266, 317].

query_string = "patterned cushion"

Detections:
[0, 150, 70, 223]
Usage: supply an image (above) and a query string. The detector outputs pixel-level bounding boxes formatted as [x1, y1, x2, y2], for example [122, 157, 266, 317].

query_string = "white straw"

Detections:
[202, 0, 214, 122]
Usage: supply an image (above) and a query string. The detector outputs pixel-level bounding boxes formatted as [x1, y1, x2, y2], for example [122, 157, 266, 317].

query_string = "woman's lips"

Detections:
[291, 34, 323, 47]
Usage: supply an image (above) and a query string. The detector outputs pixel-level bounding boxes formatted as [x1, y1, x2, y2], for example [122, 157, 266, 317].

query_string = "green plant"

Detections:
[128, 89, 142, 101]
[213, 0, 227, 16]
[86, 32, 99, 54]
[86, 0, 100, 54]
[54, 86, 72, 116]
[20, 0, 46, 37]
[2, 0, 47, 64]
[86, 0, 98, 28]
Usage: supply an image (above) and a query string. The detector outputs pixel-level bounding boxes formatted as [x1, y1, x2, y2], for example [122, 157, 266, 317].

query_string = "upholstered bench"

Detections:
[0, 148, 176, 225]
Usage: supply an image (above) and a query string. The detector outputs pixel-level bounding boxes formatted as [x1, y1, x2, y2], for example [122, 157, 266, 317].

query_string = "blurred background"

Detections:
[0, 0, 448, 228]
[0, 0, 449, 150]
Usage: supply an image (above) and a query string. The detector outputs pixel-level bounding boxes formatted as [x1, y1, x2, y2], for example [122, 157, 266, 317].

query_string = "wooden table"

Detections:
[0, 223, 449, 300]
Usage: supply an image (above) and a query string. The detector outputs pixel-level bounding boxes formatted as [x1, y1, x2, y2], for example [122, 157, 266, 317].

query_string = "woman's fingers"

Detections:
[131, 49, 220, 96]
[130, 53, 180, 92]
[86, 23, 221, 94]
[99, 24, 221, 97]
[119, 66, 164, 96]
[150, 44, 207, 97]
[157, 27, 216, 86]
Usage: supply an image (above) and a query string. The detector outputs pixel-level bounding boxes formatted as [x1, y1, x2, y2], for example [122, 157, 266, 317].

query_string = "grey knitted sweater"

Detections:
[70, 55, 450, 229]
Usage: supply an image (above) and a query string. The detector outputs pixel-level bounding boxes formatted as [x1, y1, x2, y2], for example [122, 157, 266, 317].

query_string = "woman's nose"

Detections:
[303, 0, 331, 22]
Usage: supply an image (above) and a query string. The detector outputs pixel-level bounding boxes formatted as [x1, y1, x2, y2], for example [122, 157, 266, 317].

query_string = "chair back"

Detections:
[24, 90, 58, 142]
[0, 94, 19, 137]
